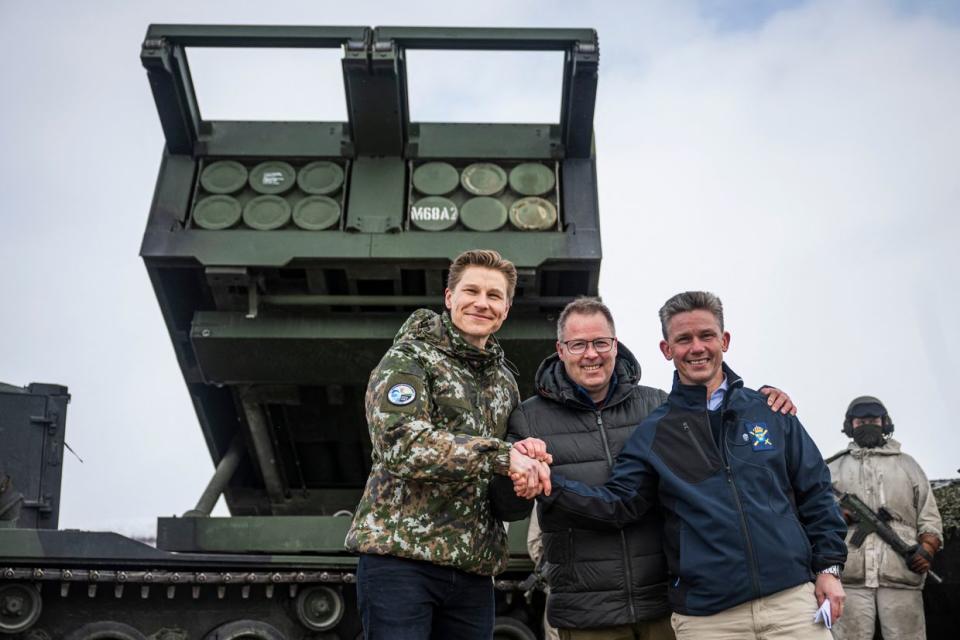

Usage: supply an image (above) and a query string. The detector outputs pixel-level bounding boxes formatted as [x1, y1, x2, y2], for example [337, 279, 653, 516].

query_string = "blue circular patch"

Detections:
[388, 383, 416, 406]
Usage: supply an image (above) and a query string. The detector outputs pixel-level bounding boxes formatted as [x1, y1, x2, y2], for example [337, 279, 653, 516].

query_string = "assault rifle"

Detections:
[835, 490, 942, 584]
[518, 561, 547, 604]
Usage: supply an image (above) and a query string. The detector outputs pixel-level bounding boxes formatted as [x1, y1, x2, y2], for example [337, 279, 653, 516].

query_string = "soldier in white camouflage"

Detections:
[346, 249, 551, 640]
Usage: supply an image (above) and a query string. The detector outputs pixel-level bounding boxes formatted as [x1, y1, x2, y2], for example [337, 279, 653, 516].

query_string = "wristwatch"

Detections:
[494, 442, 513, 476]
[818, 565, 842, 579]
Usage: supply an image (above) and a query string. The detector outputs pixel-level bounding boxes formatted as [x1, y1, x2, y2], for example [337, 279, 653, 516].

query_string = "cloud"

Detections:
[596, 0, 960, 473]
[2, 1, 958, 534]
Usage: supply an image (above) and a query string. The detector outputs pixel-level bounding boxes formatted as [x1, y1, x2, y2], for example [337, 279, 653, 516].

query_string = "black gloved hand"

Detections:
[907, 543, 934, 574]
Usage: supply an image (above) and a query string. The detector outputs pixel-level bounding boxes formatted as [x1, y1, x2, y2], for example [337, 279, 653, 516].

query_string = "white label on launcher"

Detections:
[410, 206, 458, 221]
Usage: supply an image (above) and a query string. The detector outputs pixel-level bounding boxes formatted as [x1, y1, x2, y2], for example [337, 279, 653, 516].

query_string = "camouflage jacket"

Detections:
[345, 309, 520, 575]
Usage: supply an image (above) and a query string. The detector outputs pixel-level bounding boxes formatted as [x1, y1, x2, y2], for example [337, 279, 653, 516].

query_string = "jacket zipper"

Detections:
[717, 413, 762, 600]
[680, 422, 712, 468]
[473, 365, 489, 434]
[596, 410, 638, 621]
[684, 417, 762, 599]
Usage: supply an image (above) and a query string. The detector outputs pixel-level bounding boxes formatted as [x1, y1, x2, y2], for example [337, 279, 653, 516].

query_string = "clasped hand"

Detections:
[509, 438, 552, 499]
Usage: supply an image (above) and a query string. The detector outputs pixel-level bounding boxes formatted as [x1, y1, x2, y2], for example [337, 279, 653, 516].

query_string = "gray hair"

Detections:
[557, 297, 616, 340]
[658, 291, 724, 339]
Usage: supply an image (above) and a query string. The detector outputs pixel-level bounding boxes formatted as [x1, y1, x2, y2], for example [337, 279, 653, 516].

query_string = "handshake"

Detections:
[508, 438, 553, 499]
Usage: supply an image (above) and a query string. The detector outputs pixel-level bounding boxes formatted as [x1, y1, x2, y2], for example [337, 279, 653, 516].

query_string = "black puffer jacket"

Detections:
[491, 343, 670, 629]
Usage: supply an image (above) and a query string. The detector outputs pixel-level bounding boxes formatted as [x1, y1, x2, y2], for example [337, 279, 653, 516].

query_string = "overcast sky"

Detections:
[2, 0, 958, 535]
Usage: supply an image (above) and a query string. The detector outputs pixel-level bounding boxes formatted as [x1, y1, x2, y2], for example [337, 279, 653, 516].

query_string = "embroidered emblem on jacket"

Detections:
[747, 423, 774, 450]
[387, 383, 417, 406]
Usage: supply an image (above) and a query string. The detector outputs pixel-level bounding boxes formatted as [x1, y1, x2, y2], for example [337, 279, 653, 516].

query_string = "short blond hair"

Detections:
[447, 250, 518, 302]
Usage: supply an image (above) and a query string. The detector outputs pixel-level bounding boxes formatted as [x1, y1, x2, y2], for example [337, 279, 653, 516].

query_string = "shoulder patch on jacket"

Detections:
[379, 373, 425, 414]
[388, 383, 417, 406]
[746, 422, 775, 451]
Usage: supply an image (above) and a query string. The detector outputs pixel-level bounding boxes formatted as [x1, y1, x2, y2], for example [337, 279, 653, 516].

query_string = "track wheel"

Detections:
[64, 621, 146, 640]
[0, 583, 42, 634]
[203, 620, 286, 640]
[295, 585, 344, 631]
[493, 616, 537, 640]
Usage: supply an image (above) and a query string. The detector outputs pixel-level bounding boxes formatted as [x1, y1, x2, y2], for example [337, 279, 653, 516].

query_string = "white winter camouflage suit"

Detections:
[828, 438, 943, 640]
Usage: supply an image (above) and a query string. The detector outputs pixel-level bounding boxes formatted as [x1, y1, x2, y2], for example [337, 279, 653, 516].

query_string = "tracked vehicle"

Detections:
[924, 479, 960, 639]
[0, 25, 601, 639]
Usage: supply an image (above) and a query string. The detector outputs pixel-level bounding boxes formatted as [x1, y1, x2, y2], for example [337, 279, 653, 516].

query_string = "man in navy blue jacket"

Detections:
[533, 291, 847, 640]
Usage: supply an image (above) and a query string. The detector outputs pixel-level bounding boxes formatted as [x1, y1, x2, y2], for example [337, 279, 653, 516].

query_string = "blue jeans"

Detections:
[357, 553, 495, 640]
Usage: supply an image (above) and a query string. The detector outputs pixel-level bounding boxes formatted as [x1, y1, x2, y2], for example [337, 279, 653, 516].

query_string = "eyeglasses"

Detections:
[560, 337, 616, 355]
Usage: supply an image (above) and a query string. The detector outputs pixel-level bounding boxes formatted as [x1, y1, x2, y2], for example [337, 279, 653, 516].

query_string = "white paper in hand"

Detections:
[813, 598, 832, 629]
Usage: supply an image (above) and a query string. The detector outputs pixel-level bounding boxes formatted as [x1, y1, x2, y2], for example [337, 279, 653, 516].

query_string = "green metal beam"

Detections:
[157, 516, 353, 554]
[145, 24, 369, 48]
[374, 26, 596, 50]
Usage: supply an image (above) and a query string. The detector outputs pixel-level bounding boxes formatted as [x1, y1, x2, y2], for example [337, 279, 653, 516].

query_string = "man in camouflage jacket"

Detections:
[346, 307, 519, 572]
[346, 250, 550, 640]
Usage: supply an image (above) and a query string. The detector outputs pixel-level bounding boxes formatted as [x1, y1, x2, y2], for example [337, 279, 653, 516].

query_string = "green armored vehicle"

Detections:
[925, 479, 960, 638]
[0, 25, 600, 639]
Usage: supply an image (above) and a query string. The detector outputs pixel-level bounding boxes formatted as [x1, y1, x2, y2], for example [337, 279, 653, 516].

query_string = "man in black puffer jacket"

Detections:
[492, 298, 794, 640]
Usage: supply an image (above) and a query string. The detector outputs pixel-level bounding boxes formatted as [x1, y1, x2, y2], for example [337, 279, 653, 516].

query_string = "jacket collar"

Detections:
[534, 341, 642, 409]
[395, 308, 504, 369]
[848, 437, 902, 457]
[668, 362, 744, 411]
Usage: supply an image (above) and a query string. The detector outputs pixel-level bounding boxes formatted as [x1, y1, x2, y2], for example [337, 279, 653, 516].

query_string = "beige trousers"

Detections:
[670, 582, 831, 640]
[559, 615, 675, 640]
[830, 586, 925, 640]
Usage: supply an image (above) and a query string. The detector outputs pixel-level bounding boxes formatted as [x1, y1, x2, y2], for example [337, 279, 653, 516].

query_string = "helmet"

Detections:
[843, 395, 894, 438]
